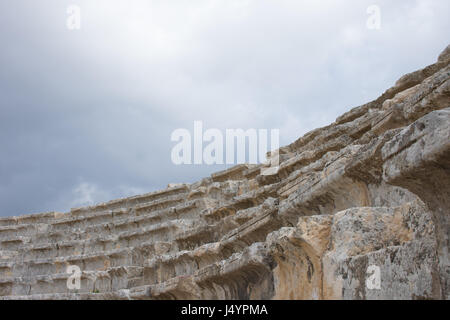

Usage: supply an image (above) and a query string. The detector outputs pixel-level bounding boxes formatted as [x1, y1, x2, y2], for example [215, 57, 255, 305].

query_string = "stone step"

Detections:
[0, 194, 190, 242]
[0, 287, 138, 300]
[68, 185, 190, 218]
[0, 248, 135, 278]
[0, 181, 273, 251]
[0, 237, 30, 251]
[0, 212, 56, 228]
[0, 185, 190, 229]
[0, 193, 275, 264]
[0, 245, 272, 299]
[259, 134, 356, 187]
[277, 142, 369, 224]
[126, 242, 273, 299]
[50, 193, 189, 232]
[210, 164, 250, 183]
[218, 203, 280, 257]
[0, 218, 210, 267]
[0, 216, 207, 264]
[0, 266, 144, 296]
[193, 242, 272, 296]
[0, 202, 196, 250]
[0, 223, 186, 266]
[0, 201, 280, 289]
[6, 220, 174, 248]
[0, 189, 278, 281]
[143, 243, 224, 286]
[142, 203, 280, 286]
[0, 221, 177, 262]
[203, 182, 279, 218]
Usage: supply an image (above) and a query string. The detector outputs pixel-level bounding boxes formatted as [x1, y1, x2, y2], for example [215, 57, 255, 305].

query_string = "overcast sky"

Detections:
[0, 0, 449, 217]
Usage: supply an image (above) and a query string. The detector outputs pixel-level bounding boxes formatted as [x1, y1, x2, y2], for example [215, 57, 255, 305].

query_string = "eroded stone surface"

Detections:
[0, 45, 449, 300]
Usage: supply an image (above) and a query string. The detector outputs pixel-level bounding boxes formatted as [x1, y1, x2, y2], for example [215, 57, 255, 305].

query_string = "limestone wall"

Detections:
[0, 45, 449, 300]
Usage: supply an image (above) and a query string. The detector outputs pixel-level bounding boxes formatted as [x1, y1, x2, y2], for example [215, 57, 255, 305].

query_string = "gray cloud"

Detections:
[0, 0, 449, 216]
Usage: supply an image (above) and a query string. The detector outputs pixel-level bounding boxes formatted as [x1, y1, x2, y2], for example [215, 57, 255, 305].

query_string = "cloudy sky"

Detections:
[0, 0, 449, 217]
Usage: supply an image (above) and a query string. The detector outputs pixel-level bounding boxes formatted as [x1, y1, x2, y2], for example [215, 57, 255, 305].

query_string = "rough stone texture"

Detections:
[0, 46, 449, 300]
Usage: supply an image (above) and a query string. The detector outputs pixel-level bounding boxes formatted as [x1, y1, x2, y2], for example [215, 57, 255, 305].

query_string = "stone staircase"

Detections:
[0, 45, 449, 300]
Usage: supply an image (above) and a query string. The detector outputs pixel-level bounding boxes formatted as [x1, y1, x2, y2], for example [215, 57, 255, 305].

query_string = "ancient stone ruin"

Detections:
[0, 45, 449, 300]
